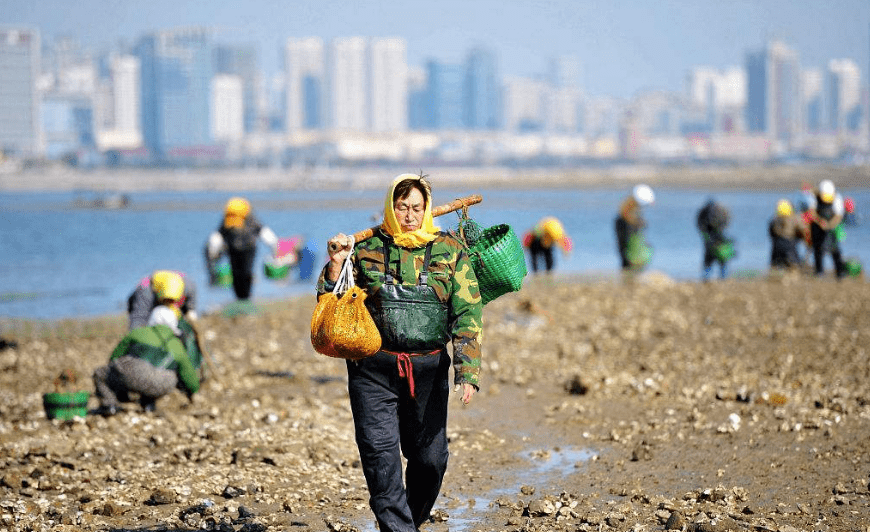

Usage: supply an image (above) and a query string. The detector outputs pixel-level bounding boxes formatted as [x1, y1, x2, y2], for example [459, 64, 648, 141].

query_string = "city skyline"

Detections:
[4, 0, 869, 99]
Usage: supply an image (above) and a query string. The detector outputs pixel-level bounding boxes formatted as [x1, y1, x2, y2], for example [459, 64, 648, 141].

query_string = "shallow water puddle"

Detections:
[356, 446, 594, 532]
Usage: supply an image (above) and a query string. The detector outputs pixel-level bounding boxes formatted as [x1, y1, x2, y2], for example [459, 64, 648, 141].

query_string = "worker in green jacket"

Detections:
[92, 306, 202, 416]
[319, 173, 482, 532]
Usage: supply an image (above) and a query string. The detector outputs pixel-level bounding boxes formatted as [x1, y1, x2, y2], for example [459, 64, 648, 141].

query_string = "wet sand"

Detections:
[1, 272, 868, 531]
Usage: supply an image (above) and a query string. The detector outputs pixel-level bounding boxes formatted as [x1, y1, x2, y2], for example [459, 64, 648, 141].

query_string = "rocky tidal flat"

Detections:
[1, 273, 869, 531]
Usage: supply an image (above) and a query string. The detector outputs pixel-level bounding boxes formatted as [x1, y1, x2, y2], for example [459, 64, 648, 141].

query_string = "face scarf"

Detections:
[380, 174, 440, 249]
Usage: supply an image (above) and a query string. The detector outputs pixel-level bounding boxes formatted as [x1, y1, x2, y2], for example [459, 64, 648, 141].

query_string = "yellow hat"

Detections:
[776, 199, 793, 217]
[151, 270, 184, 302]
[224, 197, 250, 228]
[538, 217, 571, 252]
[541, 217, 565, 241]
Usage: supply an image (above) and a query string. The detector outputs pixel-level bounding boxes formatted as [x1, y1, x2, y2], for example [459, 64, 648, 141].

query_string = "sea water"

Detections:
[1, 186, 868, 321]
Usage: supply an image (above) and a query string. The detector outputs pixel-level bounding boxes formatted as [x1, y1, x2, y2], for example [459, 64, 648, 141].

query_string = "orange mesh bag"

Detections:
[310, 240, 381, 360]
[310, 292, 339, 357]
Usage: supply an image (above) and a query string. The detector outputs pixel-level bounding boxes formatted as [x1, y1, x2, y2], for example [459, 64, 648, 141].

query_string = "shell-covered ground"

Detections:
[1, 272, 869, 532]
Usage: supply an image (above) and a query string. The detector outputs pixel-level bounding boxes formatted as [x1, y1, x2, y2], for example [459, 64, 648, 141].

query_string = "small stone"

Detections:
[631, 442, 653, 461]
[665, 511, 685, 530]
[222, 485, 245, 499]
[146, 488, 177, 505]
[605, 512, 625, 527]
[101, 501, 125, 516]
[528, 498, 556, 516]
[1, 473, 23, 489]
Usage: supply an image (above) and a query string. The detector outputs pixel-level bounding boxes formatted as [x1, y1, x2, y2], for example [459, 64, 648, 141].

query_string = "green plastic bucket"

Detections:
[714, 240, 736, 262]
[215, 263, 233, 287]
[43, 391, 90, 420]
[264, 261, 291, 280]
[845, 258, 862, 277]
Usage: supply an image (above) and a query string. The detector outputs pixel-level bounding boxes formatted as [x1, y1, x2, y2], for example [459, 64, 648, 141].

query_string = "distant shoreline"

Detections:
[1, 163, 868, 193]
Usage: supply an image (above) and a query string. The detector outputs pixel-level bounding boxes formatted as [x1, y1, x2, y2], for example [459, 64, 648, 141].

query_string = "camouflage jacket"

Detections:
[317, 230, 483, 387]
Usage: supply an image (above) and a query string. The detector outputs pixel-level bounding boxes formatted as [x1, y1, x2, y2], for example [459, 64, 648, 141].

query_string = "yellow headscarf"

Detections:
[381, 174, 440, 249]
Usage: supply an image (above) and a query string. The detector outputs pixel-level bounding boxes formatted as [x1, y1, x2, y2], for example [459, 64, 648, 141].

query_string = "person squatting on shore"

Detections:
[206, 197, 279, 301]
[523, 217, 572, 273]
[806, 179, 846, 278]
[615, 184, 655, 272]
[127, 270, 197, 330]
[318, 173, 483, 532]
[696, 199, 733, 281]
[769, 199, 808, 270]
[93, 305, 203, 416]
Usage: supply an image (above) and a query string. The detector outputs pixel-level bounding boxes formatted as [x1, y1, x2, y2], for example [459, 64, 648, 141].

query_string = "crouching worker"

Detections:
[128, 270, 197, 330]
[92, 306, 202, 416]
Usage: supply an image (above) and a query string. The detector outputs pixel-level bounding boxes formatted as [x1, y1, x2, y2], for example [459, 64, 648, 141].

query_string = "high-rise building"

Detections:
[826, 58, 862, 133]
[426, 60, 464, 130]
[542, 54, 583, 134]
[42, 93, 94, 159]
[111, 55, 141, 140]
[211, 74, 244, 141]
[0, 27, 41, 156]
[801, 68, 824, 133]
[407, 65, 428, 130]
[326, 37, 367, 131]
[583, 96, 624, 139]
[686, 66, 746, 134]
[266, 73, 286, 132]
[503, 76, 546, 132]
[369, 38, 408, 132]
[285, 37, 324, 132]
[717, 68, 747, 109]
[214, 44, 261, 134]
[136, 27, 213, 156]
[745, 41, 801, 146]
[464, 47, 500, 130]
[95, 54, 142, 150]
[627, 91, 682, 137]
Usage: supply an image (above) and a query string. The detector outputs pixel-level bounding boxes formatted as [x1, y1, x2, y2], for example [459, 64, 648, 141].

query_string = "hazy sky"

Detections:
[4, 0, 869, 99]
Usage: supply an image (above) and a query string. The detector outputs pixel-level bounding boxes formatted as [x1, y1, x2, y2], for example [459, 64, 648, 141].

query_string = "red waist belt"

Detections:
[381, 349, 440, 398]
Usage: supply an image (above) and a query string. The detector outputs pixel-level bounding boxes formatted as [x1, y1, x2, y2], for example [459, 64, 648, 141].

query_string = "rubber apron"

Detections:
[366, 238, 451, 352]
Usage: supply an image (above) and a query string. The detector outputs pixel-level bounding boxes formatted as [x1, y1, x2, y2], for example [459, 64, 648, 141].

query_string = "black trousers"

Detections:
[810, 225, 845, 278]
[347, 350, 450, 532]
[228, 248, 256, 300]
[770, 237, 800, 269]
[528, 237, 554, 272]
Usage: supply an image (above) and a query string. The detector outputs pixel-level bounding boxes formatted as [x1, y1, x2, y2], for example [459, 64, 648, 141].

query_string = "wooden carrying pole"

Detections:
[329, 194, 483, 251]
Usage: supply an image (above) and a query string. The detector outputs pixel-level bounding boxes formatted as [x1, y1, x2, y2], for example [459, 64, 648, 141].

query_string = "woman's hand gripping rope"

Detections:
[326, 233, 354, 283]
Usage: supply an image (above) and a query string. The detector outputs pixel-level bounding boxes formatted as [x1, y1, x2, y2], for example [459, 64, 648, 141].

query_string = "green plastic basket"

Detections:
[626, 234, 653, 270]
[468, 224, 527, 305]
[43, 391, 90, 420]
